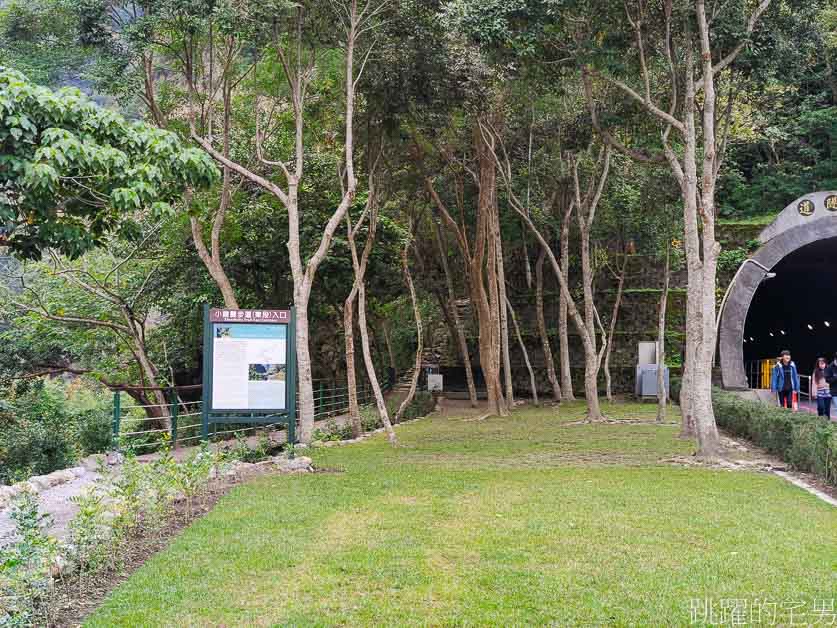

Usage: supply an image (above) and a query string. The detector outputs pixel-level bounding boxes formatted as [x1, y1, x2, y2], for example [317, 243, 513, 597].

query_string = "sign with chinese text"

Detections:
[207, 308, 291, 411]
[798, 199, 815, 216]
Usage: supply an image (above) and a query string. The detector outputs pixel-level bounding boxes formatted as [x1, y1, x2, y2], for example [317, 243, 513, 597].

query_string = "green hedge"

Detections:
[713, 389, 837, 486]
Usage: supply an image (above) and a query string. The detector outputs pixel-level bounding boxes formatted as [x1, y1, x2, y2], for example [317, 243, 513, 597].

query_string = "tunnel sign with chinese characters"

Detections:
[798, 195, 837, 216]
[201, 305, 297, 442]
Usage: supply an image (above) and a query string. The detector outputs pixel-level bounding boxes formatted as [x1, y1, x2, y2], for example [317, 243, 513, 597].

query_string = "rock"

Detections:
[294, 443, 309, 450]
[223, 461, 257, 480]
[29, 476, 53, 491]
[80, 455, 105, 472]
[106, 451, 124, 466]
[15, 481, 40, 495]
[278, 456, 313, 473]
[0, 485, 20, 509]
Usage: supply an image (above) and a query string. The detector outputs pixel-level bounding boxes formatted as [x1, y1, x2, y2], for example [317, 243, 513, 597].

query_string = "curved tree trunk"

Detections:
[358, 282, 395, 439]
[506, 297, 538, 406]
[603, 252, 628, 402]
[395, 244, 422, 432]
[536, 247, 561, 402]
[190, 82, 239, 310]
[432, 221, 478, 407]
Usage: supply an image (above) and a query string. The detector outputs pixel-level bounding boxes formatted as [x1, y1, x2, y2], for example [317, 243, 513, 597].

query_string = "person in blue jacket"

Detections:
[771, 350, 800, 409]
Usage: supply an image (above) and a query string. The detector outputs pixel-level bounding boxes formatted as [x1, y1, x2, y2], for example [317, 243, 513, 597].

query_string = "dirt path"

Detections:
[0, 411, 356, 546]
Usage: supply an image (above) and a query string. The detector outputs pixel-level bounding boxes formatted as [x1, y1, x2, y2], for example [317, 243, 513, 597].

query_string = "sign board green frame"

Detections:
[201, 304, 297, 448]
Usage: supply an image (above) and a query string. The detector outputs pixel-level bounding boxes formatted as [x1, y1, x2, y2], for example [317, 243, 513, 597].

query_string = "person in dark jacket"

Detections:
[824, 353, 837, 407]
[771, 350, 799, 409]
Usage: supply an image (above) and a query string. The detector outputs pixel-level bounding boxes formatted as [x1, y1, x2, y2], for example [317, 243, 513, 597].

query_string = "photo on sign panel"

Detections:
[248, 364, 285, 382]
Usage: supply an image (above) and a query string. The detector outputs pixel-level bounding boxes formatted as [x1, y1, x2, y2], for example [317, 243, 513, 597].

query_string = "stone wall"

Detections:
[432, 220, 766, 397]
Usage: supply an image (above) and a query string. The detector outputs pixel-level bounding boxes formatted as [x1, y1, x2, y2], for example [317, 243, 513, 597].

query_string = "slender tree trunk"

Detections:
[382, 320, 396, 372]
[191, 214, 239, 309]
[579, 223, 602, 421]
[395, 244, 422, 429]
[424, 120, 506, 417]
[190, 84, 238, 309]
[535, 247, 561, 402]
[476, 126, 507, 416]
[506, 297, 538, 406]
[559, 203, 575, 400]
[343, 295, 362, 437]
[130, 338, 171, 429]
[294, 292, 317, 444]
[603, 253, 628, 402]
[432, 221, 478, 407]
[657, 245, 670, 423]
[693, 0, 723, 457]
[359, 282, 396, 441]
[573, 151, 611, 421]
[494, 204, 514, 405]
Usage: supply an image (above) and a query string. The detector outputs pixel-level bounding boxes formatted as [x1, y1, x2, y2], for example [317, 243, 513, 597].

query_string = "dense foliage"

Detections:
[0, 379, 111, 484]
[714, 389, 837, 486]
[0, 0, 833, 448]
[0, 68, 218, 259]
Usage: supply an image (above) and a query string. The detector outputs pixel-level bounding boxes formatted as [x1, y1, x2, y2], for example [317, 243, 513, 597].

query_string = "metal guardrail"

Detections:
[112, 376, 393, 452]
[744, 359, 811, 400]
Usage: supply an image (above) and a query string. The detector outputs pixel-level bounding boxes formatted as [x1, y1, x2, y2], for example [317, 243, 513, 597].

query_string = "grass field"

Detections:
[86, 402, 837, 627]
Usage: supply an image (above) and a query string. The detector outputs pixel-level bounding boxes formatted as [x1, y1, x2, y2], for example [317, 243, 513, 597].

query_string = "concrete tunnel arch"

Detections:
[719, 191, 837, 389]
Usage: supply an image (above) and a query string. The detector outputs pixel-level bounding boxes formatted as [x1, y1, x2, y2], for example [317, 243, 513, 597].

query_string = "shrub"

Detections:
[713, 389, 837, 486]
[0, 382, 77, 485]
[0, 491, 60, 626]
[75, 408, 112, 456]
[396, 391, 435, 422]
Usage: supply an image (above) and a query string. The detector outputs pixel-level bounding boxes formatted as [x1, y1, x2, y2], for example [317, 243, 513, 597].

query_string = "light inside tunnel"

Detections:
[743, 236, 837, 372]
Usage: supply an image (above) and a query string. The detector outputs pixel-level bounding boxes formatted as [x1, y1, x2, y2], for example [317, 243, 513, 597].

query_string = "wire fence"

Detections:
[113, 375, 392, 453]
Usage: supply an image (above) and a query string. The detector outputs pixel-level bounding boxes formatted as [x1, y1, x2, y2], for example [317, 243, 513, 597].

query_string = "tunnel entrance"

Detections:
[718, 191, 837, 390]
[743, 236, 837, 379]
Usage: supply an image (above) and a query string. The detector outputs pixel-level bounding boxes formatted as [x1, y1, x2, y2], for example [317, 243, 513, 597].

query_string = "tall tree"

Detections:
[191, 1, 384, 443]
[581, 0, 773, 455]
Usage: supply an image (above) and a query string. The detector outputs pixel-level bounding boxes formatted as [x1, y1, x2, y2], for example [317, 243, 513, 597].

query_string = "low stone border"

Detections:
[301, 413, 433, 450]
[773, 471, 837, 507]
[0, 467, 87, 511]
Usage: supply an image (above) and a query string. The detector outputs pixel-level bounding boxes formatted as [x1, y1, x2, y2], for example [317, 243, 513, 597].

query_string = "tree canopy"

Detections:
[0, 67, 218, 259]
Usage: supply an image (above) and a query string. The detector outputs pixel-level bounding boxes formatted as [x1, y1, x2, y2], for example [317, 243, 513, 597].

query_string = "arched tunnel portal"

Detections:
[720, 192, 837, 389]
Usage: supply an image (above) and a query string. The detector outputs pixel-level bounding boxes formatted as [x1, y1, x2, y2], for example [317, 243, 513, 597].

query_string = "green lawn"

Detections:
[87, 402, 837, 627]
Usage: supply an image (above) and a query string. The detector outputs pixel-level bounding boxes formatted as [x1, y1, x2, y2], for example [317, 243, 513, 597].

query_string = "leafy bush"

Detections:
[75, 408, 112, 456]
[0, 382, 77, 485]
[0, 380, 113, 484]
[0, 491, 60, 626]
[713, 389, 837, 486]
